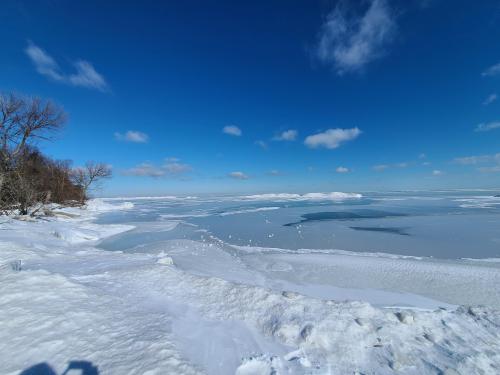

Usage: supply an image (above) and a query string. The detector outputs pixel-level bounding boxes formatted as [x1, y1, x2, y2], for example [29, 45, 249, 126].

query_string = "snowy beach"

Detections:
[1, 193, 500, 374]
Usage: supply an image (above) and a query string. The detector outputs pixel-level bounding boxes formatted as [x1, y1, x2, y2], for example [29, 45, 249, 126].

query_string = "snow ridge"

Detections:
[240, 192, 363, 201]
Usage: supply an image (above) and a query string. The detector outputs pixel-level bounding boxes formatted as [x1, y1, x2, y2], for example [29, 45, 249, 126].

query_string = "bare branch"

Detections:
[0, 93, 66, 163]
[71, 162, 112, 203]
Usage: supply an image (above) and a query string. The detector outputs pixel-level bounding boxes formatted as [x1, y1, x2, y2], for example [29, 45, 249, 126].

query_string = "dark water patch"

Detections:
[350, 226, 410, 236]
[284, 210, 407, 226]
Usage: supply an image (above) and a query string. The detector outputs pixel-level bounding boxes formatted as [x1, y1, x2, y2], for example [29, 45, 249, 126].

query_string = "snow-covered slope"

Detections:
[1, 200, 499, 374]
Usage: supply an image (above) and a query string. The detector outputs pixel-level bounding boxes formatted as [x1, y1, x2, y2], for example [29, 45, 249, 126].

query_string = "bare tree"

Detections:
[71, 162, 112, 204]
[0, 93, 66, 166]
[0, 93, 66, 215]
[0, 93, 114, 215]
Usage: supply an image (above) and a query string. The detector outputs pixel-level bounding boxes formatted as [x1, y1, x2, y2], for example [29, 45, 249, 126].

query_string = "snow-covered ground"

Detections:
[1, 199, 500, 374]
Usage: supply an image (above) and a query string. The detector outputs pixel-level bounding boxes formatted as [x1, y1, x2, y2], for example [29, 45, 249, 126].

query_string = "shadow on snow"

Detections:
[19, 361, 98, 375]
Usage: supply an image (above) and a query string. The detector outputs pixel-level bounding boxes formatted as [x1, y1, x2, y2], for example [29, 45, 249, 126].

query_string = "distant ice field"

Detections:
[98, 190, 500, 260]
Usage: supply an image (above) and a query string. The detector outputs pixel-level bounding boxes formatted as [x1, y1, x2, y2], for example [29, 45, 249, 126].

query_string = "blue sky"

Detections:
[2, 0, 500, 196]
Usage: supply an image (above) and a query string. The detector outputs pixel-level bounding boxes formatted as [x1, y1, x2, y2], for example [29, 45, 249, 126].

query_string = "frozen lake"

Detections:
[95, 190, 500, 310]
[2, 193, 500, 374]
[97, 190, 500, 260]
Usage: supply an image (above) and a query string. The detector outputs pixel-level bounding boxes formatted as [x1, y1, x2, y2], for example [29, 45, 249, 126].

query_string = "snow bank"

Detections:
[0, 199, 135, 264]
[93, 260, 500, 375]
[454, 195, 500, 209]
[239, 192, 362, 201]
[84, 198, 134, 211]
[0, 267, 201, 375]
[234, 245, 500, 309]
[104, 195, 198, 201]
[51, 222, 134, 244]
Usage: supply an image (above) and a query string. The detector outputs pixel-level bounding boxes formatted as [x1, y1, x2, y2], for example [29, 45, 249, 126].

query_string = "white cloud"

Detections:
[478, 166, 500, 173]
[305, 127, 361, 149]
[255, 140, 268, 149]
[122, 163, 165, 177]
[373, 164, 389, 171]
[454, 156, 486, 165]
[475, 121, 500, 132]
[114, 131, 149, 143]
[223, 125, 242, 136]
[268, 170, 281, 176]
[432, 170, 443, 176]
[163, 161, 192, 174]
[483, 93, 497, 106]
[454, 153, 500, 173]
[316, 0, 396, 74]
[454, 153, 500, 165]
[336, 166, 350, 173]
[228, 171, 249, 180]
[25, 42, 108, 91]
[68, 60, 108, 91]
[482, 63, 500, 77]
[25, 42, 63, 81]
[273, 129, 298, 141]
[372, 161, 412, 171]
[123, 158, 192, 177]
[418, 153, 426, 159]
